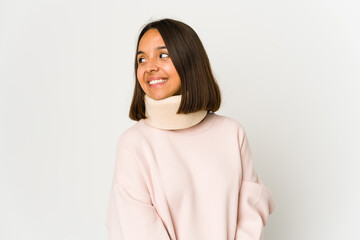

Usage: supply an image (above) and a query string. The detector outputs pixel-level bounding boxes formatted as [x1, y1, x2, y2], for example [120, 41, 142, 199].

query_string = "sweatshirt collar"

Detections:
[144, 94, 208, 130]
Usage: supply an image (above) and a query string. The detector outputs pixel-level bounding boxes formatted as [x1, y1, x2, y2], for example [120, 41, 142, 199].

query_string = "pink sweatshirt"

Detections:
[106, 112, 275, 240]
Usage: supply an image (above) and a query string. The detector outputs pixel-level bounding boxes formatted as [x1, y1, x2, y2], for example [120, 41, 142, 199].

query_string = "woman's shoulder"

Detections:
[211, 113, 249, 144]
[211, 112, 246, 132]
[116, 121, 146, 148]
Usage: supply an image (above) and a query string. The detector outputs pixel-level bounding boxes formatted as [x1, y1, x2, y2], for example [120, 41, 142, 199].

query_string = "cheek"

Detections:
[137, 68, 144, 81]
[163, 63, 179, 78]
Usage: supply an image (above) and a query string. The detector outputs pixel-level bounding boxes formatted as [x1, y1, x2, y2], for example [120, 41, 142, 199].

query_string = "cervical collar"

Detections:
[144, 94, 208, 130]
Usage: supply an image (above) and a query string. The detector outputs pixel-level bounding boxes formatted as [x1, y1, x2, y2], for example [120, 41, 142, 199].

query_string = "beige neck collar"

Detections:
[144, 94, 208, 130]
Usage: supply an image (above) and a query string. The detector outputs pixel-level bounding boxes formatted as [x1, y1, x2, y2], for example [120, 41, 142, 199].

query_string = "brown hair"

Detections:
[129, 18, 221, 121]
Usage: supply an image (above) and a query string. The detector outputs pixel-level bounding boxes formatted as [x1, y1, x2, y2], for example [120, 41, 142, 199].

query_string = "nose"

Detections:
[145, 58, 159, 72]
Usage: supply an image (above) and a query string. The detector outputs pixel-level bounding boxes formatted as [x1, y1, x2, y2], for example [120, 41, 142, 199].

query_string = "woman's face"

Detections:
[136, 29, 181, 100]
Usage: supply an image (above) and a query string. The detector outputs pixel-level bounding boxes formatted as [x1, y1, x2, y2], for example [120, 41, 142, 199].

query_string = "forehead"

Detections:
[138, 29, 166, 51]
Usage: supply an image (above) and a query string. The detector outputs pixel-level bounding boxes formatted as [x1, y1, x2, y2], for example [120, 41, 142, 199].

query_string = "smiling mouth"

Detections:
[148, 79, 168, 86]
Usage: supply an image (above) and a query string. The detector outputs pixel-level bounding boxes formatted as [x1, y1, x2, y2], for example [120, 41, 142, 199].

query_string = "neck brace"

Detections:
[144, 94, 208, 130]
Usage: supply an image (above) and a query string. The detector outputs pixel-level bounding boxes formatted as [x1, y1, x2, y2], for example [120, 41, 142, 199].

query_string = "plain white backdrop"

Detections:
[1, 0, 359, 239]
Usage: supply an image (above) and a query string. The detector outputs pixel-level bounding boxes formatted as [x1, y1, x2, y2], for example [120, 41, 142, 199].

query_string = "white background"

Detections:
[1, 0, 359, 239]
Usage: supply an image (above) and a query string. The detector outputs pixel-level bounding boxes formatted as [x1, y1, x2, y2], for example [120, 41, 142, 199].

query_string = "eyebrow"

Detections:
[137, 46, 167, 55]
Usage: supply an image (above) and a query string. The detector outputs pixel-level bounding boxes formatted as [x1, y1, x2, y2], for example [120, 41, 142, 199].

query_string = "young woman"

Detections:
[106, 18, 275, 240]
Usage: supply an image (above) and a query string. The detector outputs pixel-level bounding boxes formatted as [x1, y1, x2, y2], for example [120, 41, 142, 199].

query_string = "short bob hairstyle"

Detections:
[129, 18, 221, 121]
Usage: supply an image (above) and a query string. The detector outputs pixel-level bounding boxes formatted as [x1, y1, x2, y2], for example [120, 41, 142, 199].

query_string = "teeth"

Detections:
[149, 79, 167, 85]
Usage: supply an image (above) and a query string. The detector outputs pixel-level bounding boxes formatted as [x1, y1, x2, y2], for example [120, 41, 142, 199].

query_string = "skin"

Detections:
[137, 29, 182, 100]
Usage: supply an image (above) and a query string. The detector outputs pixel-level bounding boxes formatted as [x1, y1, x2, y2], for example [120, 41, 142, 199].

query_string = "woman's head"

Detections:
[136, 28, 182, 100]
[129, 18, 221, 121]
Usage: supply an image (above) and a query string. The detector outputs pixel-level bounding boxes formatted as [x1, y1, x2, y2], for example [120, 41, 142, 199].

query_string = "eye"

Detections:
[160, 53, 169, 58]
[138, 57, 145, 64]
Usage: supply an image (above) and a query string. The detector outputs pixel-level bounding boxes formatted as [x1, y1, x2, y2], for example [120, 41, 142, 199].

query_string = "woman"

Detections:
[106, 18, 275, 240]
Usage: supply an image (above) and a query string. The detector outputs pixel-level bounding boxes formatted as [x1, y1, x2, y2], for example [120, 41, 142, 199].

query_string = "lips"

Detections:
[147, 76, 168, 82]
[148, 79, 168, 87]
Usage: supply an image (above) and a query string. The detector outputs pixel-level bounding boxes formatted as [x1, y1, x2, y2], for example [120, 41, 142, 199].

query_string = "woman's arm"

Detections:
[235, 127, 276, 240]
[106, 142, 170, 240]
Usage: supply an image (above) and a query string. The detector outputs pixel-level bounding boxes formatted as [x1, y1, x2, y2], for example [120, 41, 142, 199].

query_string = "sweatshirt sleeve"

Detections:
[235, 127, 276, 240]
[106, 141, 171, 240]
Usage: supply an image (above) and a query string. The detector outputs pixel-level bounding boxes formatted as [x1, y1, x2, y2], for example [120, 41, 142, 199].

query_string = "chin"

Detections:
[147, 92, 173, 100]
